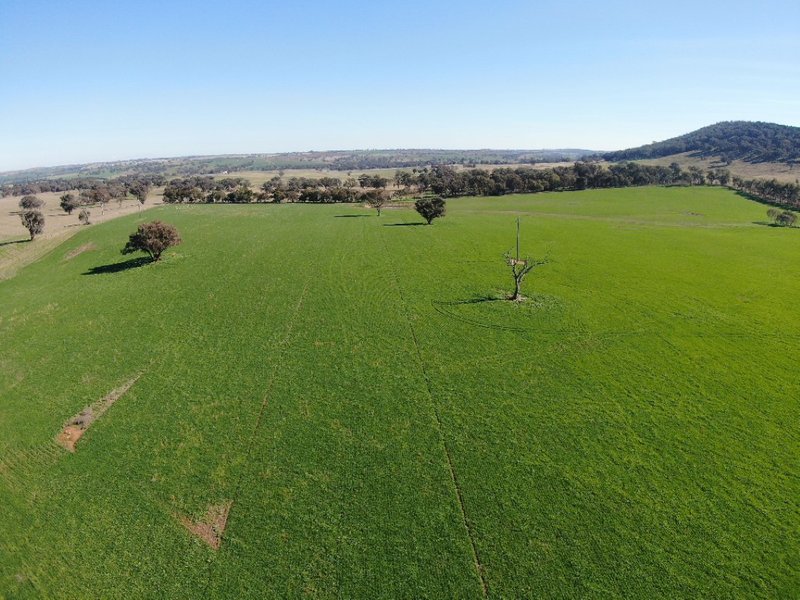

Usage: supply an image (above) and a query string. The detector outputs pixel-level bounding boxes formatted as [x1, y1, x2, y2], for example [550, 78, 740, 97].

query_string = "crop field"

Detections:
[0, 187, 798, 598]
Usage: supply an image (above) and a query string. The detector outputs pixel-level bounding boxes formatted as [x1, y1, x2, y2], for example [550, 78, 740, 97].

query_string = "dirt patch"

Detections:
[178, 501, 233, 550]
[56, 425, 85, 452]
[56, 375, 140, 452]
[63, 242, 96, 261]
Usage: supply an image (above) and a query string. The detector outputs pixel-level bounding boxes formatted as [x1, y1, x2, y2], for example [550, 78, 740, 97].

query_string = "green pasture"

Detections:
[0, 187, 798, 598]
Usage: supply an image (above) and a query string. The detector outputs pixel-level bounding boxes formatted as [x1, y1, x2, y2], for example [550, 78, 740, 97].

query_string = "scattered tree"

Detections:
[364, 190, 388, 216]
[78, 208, 91, 225]
[19, 195, 44, 210]
[414, 196, 446, 224]
[20, 210, 45, 240]
[60, 193, 80, 214]
[122, 220, 181, 261]
[129, 182, 151, 210]
[90, 187, 111, 214]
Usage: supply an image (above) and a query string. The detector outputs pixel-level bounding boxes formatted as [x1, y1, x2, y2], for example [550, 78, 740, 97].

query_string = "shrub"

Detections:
[78, 208, 91, 225]
[767, 208, 797, 227]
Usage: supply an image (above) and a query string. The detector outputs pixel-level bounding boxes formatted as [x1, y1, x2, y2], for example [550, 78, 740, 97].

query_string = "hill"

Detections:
[602, 121, 800, 164]
[1, 188, 798, 598]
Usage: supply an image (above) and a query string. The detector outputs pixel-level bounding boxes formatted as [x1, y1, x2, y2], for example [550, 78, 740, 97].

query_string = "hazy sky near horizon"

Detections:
[1, 0, 799, 171]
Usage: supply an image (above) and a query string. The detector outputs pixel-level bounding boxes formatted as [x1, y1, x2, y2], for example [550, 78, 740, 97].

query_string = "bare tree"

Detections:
[503, 218, 546, 302]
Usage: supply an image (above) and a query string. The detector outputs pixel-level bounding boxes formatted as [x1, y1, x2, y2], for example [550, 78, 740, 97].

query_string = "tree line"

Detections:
[161, 175, 393, 204]
[0, 174, 167, 198]
[156, 162, 796, 207]
[9, 160, 799, 218]
[729, 176, 800, 210]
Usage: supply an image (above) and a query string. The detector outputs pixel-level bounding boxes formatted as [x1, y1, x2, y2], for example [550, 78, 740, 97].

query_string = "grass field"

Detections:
[1, 187, 798, 598]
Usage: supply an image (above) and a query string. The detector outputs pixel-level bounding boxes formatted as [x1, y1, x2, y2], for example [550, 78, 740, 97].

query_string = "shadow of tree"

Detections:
[83, 256, 152, 275]
[383, 222, 425, 227]
[435, 295, 506, 307]
[752, 221, 796, 228]
[0, 239, 28, 248]
[334, 214, 371, 218]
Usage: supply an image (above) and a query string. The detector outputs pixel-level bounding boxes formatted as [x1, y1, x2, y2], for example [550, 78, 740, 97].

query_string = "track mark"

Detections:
[56, 375, 141, 452]
[196, 276, 312, 565]
[379, 229, 489, 598]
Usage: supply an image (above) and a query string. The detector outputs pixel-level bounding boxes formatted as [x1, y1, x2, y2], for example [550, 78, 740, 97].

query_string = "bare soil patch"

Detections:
[55, 425, 85, 452]
[178, 501, 233, 550]
[56, 375, 140, 452]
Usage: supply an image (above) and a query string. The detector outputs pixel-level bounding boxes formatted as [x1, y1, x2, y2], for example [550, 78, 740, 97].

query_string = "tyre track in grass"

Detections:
[378, 224, 489, 598]
[197, 271, 313, 594]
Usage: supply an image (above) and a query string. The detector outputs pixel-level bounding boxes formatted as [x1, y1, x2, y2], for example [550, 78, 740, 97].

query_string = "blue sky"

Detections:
[1, 0, 799, 171]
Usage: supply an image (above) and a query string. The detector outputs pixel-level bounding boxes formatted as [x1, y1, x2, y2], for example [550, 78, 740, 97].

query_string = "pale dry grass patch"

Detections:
[636, 153, 800, 183]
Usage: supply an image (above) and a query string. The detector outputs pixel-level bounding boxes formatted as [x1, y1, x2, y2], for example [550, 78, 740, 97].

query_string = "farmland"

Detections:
[1, 187, 798, 597]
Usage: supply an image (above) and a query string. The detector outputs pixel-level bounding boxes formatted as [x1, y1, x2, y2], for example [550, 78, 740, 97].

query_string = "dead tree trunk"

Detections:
[505, 218, 545, 301]
[507, 258, 535, 302]
[512, 269, 524, 301]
